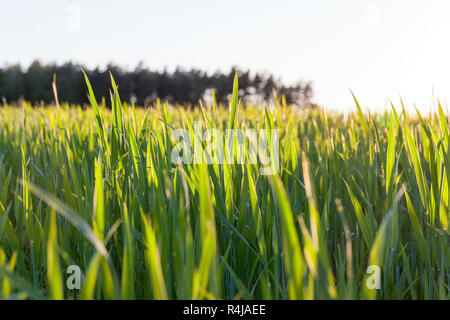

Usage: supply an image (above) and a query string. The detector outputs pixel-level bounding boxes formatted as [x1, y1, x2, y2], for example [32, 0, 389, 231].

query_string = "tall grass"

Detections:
[0, 75, 448, 299]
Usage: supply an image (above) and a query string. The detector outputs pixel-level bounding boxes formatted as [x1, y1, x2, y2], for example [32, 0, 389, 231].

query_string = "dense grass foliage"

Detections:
[0, 75, 448, 300]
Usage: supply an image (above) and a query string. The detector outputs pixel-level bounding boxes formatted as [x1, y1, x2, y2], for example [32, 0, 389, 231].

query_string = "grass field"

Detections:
[0, 74, 448, 300]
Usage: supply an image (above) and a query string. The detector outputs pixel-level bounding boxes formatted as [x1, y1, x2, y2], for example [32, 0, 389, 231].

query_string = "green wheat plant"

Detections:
[0, 73, 448, 300]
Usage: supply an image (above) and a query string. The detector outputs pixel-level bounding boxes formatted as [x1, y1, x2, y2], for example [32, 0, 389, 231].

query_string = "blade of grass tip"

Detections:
[81, 69, 106, 146]
[437, 100, 449, 144]
[110, 72, 124, 134]
[350, 91, 368, 137]
[199, 100, 213, 129]
[402, 116, 428, 208]
[128, 121, 142, 180]
[403, 186, 429, 267]
[386, 111, 396, 195]
[52, 74, 60, 110]
[23, 181, 108, 258]
[80, 252, 102, 300]
[228, 71, 239, 130]
[99, 257, 116, 300]
[345, 181, 374, 249]
[211, 89, 219, 125]
[390, 102, 400, 125]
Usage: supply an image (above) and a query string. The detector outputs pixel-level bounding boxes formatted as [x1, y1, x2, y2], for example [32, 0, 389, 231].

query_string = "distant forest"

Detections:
[0, 60, 312, 107]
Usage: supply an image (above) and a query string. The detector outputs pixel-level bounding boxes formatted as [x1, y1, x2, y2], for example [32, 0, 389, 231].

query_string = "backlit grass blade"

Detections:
[24, 182, 108, 258]
[228, 72, 239, 130]
[386, 111, 396, 194]
[121, 204, 135, 299]
[46, 209, 63, 300]
[80, 252, 102, 300]
[362, 210, 392, 300]
[351, 92, 368, 137]
[302, 154, 337, 298]
[268, 174, 305, 299]
[142, 213, 168, 300]
[193, 164, 218, 300]
[402, 111, 428, 208]
[93, 156, 105, 241]
[403, 186, 429, 266]
[81, 69, 106, 147]
[345, 181, 374, 248]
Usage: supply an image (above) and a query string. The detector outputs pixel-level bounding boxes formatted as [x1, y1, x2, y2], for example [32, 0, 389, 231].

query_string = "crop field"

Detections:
[0, 74, 448, 300]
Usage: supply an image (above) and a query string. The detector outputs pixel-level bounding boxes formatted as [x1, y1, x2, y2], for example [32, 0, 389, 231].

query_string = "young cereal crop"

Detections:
[0, 73, 448, 300]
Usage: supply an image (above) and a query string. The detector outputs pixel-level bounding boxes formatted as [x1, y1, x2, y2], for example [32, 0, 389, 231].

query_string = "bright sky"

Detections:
[1, 0, 450, 112]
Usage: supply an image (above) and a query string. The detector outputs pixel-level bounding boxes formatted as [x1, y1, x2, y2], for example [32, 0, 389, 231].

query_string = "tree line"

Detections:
[0, 60, 313, 107]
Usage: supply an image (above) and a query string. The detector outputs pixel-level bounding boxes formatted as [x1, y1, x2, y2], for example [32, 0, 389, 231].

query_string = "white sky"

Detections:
[1, 0, 450, 112]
